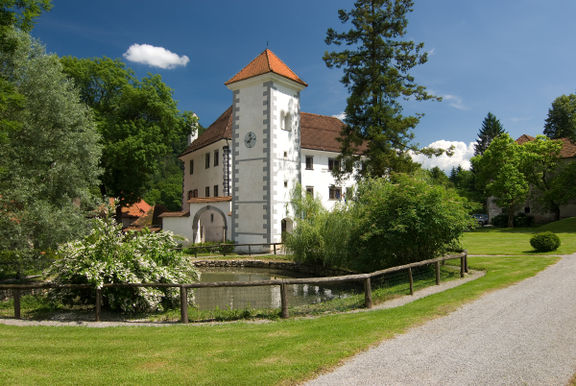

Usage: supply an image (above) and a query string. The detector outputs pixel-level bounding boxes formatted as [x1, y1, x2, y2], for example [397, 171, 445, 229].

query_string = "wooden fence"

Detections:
[0, 251, 467, 323]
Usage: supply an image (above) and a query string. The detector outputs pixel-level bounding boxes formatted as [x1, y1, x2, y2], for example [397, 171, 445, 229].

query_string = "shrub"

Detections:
[491, 214, 508, 227]
[514, 213, 534, 227]
[47, 216, 198, 313]
[530, 232, 561, 252]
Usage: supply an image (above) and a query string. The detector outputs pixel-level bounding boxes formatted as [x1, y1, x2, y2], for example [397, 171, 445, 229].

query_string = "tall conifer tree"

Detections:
[323, 0, 439, 178]
[474, 112, 505, 156]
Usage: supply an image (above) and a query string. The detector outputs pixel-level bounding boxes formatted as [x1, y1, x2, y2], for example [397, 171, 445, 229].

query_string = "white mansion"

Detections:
[161, 50, 355, 246]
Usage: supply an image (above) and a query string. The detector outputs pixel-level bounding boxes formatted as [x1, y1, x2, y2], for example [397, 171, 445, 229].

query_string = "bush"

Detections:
[47, 216, 198, 313]
[286, 176, 475, 272]
[492, 213, 535, 228]
[530, 232, 561, 252]
[491, 214, 508, 227]
[183, 241, 235, 255]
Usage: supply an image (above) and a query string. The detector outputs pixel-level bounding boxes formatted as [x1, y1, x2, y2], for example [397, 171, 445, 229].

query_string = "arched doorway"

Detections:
[281, 218, 294, 242]
[192, 206, 228, 243]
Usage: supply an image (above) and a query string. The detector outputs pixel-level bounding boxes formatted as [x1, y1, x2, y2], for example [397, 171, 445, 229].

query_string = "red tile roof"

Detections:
[158, 210, 190, 218]
[181, 107, 232, 156]
[181, 107, 350, 156]
[108, 198, 152, 218]
[516, 135, 576, 158]
[225, 49, 307, 87]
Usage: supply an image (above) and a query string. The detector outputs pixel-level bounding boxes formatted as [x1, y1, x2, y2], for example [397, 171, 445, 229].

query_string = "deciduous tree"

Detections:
[323, 0, 440, 178]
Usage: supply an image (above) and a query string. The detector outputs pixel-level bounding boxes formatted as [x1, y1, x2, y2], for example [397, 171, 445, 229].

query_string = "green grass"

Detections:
[0, 255, 557, 385]
[462, 217, 576, 255]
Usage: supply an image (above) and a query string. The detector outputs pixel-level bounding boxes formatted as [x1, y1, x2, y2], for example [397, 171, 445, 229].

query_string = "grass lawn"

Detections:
[462, 217, 576, 255]
[0, 255, 557, 385]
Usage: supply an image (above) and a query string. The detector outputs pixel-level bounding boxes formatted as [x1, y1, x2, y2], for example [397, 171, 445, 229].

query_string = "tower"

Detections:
[225, 49, 308, 248]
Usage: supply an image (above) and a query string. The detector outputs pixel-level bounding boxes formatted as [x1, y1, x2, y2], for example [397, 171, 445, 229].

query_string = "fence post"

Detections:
[180, 286, 189, 324]
[435, 261, 441, 285]
[460, 255, 465, 278]
[280, 283, 289, 318]
[273, 244, 277, 255]
[364, 278, 373, 309]
[194, 248, 198, 259]
[464, 253, 469, 273]
[408, 268, 414, 295]
[248, 244, 251, 256]
[95, 288, 102, 322]
[13, 288, 21, 319]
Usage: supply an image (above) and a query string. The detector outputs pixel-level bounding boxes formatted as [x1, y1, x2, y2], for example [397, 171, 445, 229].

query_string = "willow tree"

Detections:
[324, 0, 440, 177]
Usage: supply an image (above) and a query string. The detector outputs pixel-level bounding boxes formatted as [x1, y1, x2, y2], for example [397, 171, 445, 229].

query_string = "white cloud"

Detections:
[411, 140, 476, 173]
[332, 112, 346, 121]
[441, 94, 468, 111]
[123, 43, 189, 69]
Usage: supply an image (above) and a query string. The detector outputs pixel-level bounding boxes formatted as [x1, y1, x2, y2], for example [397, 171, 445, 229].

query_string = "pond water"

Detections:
[194, 267, 358, 311]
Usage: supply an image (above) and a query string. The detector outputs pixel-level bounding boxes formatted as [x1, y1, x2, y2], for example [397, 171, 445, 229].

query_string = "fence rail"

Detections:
[0, 251, 468, 323]
[186, 242, 285, 258]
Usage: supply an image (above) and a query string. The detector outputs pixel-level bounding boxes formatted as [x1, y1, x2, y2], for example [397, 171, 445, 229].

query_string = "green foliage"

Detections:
[0, 30, 101, 262]
[323, 0, 440, 178]
[287, 176, 474, 271]
[473, 134, 528, 227]
[544, 93, 576, 141]
[448, 166, 484, 211]
[60, 56, 197, 207]
[47, 215, 198, 313]
[530, 232, 561, 252]
[0, 0, 51, 32]
[491, 213, 534, 228]
[474, 112, 505, 156]
[348, 175, 474, 271]
[183, 241, 235, 255]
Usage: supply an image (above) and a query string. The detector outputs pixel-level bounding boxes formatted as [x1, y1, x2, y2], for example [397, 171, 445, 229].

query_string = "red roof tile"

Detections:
[225, 49, 307, 87]
[158, 210, 190, 218]
[181, 107, 349, 156]
[181, 107, 233, 156]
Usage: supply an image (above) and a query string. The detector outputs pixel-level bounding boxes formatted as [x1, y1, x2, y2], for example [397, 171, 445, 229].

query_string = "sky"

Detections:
[31, 0, 576, 172]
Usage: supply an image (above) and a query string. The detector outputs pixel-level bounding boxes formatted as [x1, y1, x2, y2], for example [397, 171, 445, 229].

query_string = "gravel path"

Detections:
[308, 253, 576, 385]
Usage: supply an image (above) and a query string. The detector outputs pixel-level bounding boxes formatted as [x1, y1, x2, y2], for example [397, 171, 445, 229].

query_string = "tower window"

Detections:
[284, 180, 288, 188]
[205, 153, 210, 169]
[305, 155, 314, 170]
[189, 160, 194, 175]
[306, 186, 314, 196]
[192, 189, 198, 198]
[214, 150, 219, 167]
[205, 186, 210, 197]
[214, 185, 219, 197]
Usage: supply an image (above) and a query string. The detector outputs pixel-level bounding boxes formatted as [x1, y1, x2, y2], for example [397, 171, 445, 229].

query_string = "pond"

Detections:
[194, 267, 358, 311]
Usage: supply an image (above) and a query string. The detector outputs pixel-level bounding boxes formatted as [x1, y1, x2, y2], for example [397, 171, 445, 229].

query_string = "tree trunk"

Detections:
[507, 209, 514, 228]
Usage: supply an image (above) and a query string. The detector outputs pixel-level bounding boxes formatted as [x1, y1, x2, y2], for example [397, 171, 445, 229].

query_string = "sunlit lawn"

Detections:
[0, 255, 557, 385]
[462, 217, 576, 255]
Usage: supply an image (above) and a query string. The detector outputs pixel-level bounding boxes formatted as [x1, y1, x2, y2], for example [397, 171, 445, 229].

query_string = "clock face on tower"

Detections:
[244, 131, 257, 148]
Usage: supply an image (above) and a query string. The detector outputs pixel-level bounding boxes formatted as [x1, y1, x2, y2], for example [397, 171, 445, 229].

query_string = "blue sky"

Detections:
[32, 0, 576, 171]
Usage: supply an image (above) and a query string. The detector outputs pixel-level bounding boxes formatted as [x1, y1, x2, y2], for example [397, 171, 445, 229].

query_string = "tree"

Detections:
[474, 112, 505, 156]
[0, 0, 51, 33]
[323, 0, 440, 178]
[472, 134, 528, 227]
[521, 135, 576, 221]
[544, 94, 576, 141]
[0, 30, 101, 269]
[60, 57, 197, 209]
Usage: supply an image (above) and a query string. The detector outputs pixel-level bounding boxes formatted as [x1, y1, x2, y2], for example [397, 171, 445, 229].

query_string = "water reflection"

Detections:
[194, 267, 356, 310]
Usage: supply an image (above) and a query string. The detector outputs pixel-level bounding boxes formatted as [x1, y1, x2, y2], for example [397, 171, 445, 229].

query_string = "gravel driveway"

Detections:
[308, 253, 576, 385]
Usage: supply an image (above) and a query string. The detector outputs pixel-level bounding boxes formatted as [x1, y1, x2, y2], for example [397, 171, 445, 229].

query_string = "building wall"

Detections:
[180, 139, 231, 209]
[301, 149, 356, 211]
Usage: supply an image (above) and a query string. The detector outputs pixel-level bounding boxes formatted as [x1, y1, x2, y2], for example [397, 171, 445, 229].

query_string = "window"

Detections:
[189, 160, 194, 175]
[213, 185, 219, 197]
[328, 158, 340, 172]
[329, 186, 342, 200]
[192, 189, 198, 198]
[305, 155, 313, 170]
[284, 151, 288, 158]
[214, 150, 219, 167]
[306, 186, 314, 196]
[205, 186, 210, 197]
[187, 190, 194, 200]
[205, 153, 210, 169]
[284, 180, 288, 188]
[281, 111, 292, 131]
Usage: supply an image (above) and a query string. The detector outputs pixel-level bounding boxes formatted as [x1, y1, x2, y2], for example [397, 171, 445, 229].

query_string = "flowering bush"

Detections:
[47, 216, 198, 313]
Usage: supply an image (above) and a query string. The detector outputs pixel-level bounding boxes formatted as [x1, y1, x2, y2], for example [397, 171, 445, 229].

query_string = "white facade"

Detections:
[161, 50, 357, 248]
